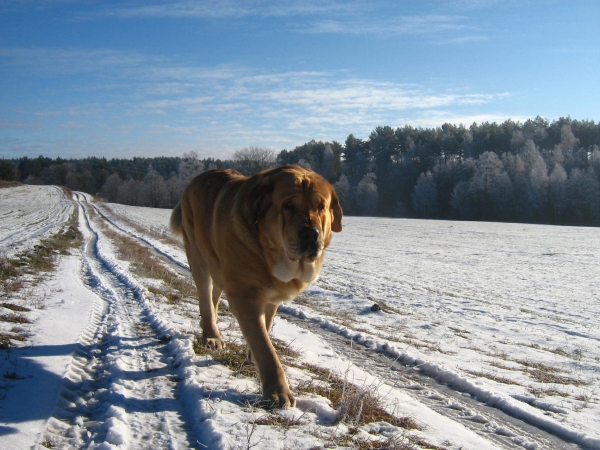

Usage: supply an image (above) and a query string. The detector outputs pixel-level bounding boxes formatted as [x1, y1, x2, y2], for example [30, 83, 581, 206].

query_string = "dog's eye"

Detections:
[317, 203, 325, 212]
[284, 202, 295, 211]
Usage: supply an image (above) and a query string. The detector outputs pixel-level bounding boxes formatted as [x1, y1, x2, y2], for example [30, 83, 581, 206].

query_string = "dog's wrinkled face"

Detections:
[254, 167, 342, 283]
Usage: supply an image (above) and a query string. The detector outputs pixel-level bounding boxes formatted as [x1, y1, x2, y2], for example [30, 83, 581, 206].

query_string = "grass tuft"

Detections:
[0, 303, 31, 312]
[528, 386, 571, 398]
[462, 368, 521, 385]
[0, 313, 32, 324]
[252, 413, 304, 428]
[295, 363, 421, 430]
[193, 334, 257, 379]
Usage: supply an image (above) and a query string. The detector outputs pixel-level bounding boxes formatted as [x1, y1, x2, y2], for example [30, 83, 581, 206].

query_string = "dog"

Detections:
[170, 165, 342, 408]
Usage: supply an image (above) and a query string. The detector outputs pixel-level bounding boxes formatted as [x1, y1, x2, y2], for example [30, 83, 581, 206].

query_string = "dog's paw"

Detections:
[261, 386, 296, 409]
[203, 337, 225, 350]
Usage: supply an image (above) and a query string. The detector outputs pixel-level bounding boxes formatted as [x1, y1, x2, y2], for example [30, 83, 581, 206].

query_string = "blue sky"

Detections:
[1, 0, 599, 160]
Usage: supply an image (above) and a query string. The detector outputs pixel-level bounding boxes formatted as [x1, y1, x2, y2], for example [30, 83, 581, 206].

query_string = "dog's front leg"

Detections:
[231, 301, 295, 409]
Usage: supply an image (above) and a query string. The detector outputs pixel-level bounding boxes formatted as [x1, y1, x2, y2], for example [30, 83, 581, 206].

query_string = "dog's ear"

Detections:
[330, 191, 343, 232]
[245, 175, 274, 226]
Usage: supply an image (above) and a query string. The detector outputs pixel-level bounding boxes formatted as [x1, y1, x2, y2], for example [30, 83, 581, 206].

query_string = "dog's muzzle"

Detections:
[298, 225, 321, 259]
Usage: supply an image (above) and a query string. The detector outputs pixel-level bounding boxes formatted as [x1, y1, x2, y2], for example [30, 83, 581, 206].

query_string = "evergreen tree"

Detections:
[322, 144, 334, 181]
[333, 173, 352, 214]
[567, 167, 600, 224]
[0, 160, 16, 181]
[548, 163, 567, 222]
[412, 171, 438, 218]
[141, 166, 169, 208]
[100, 173, 123, 202]
[356, 173, 378, 216]
[467, 152, 513, 220]
[179, 152, 204, 183]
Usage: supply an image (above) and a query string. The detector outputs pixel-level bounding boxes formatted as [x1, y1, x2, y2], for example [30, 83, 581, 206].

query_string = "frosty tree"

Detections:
[412, 171, 438, 218]
[232, 146, 276, 175]
[356, 172, 378, 216]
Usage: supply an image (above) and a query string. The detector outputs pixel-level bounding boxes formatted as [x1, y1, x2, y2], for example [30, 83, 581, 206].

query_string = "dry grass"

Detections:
[513, 358, 591, 387]
[487, 357, 590, 398]
[448, 326, 470, 339]
[0, 331, 27, 349]
[0, 255, 24, 294]
[194, 335, 257, 379]
[271, 337, 302, 361]
[520, 342, 585, 361]
[99, 224, 197, 303]
[101, 203, 183, 248]
[514, 359, 559, 373]
[251, 413, 304, 428]
[0, 202, 82, 349]
[1, 207, 82, 294]
[295, 363, 421, 431]
[148, 286, 185, 305]
[310, 430, 419, 450]
[0, 181, 21, 189]
[461, 368, 522, 386]
[192, 330, 423, 449]
[528, 370, 590, 386]
[310, 428, 448, 450]
[528, 386, 571, 398]
[39, 437, 56, 449]
[550, 347, 584, 360]
[0, 313, 32, 324]
[0, 303, 31, 312]
[488, 361, 521, 372]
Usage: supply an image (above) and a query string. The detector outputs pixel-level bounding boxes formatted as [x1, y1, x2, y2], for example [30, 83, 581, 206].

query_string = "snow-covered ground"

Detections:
[1, 186, 599, 449]
[0, 184, 73, 257]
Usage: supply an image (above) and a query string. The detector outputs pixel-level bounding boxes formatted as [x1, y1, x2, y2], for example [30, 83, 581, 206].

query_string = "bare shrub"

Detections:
[232, 147, 277, 176]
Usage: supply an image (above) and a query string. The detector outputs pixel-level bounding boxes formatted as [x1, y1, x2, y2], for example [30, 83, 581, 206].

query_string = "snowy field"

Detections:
[0, 184, 73, 256]
[1, 186, 599, 449]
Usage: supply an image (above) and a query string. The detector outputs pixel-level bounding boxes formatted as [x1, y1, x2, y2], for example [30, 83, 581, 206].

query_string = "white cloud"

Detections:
[0, 47, 154, 74]
[75, 2, 486, 41]
[401, 110, 530, 128]
[1, 46, 513, 158]
[92, 0, 350, 20]
[308, 14, 473, 36]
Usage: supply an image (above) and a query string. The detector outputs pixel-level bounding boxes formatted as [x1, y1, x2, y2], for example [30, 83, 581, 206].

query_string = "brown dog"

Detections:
[170, 165, 342, 408]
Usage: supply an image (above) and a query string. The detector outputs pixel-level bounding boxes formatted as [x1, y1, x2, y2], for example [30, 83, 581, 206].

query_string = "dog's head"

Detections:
[247, 165, 342, 283]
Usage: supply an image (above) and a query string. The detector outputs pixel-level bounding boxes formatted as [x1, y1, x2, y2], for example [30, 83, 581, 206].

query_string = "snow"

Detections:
[0, 185, 73, 257]
[0, 254, 97, 448]
[1, 187, 599, 449]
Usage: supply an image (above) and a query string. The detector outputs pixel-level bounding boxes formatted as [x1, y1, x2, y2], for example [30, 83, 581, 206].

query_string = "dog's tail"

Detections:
[169, 202, 183, 237]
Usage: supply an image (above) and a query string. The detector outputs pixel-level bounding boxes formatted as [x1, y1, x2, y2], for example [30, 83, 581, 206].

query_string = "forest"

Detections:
[1, 116, 599, 226]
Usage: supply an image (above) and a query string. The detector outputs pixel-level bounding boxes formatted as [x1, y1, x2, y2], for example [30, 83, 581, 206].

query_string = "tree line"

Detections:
[1, 116, 599, 226]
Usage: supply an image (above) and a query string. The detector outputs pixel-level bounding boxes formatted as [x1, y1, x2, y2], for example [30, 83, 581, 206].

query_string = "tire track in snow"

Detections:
[278, 306, 586, 450]
[85, 197, 188, 271]
[41, 195, 205, 449]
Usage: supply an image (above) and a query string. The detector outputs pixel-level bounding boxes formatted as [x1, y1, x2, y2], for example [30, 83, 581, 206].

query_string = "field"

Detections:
[1, 184, 599, 449]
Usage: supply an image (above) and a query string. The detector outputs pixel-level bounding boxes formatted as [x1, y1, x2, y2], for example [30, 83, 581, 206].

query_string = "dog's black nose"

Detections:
[299, 225, 319, 245]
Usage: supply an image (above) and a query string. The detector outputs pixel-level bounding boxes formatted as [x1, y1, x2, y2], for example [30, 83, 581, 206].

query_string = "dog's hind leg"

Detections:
[185, 242, 224, 349]
[212, 285, 223, 321]
[264, 302, 279, 333]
